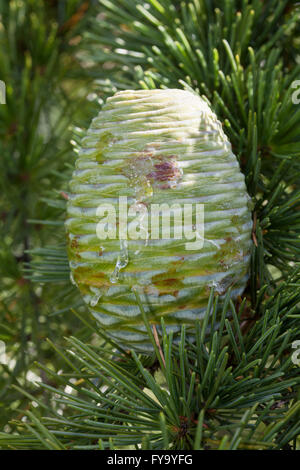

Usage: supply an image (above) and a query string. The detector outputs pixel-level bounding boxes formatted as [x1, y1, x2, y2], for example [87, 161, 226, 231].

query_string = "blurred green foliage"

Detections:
[0, 0, 98, 430]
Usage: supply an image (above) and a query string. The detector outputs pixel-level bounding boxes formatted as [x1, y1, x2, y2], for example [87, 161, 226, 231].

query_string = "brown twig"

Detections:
[59, 1, 90, 33]
[152, 324, 166, 368]
[252, 211, 258, 247]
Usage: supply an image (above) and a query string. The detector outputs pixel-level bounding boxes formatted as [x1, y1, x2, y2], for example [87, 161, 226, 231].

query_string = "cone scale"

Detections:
[65, 89, 252, 352]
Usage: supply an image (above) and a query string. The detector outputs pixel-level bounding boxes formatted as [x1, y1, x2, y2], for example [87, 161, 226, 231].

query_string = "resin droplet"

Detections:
[124, 154, 154, 202]
[110, 240, 129, 284]
[70, 272, 77, 286]
[89, 287, 104, 307]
